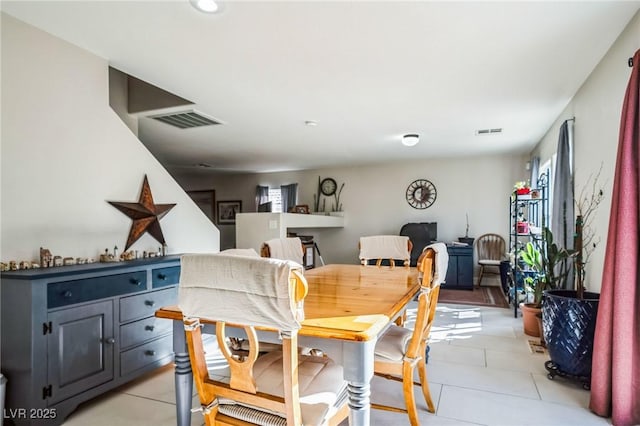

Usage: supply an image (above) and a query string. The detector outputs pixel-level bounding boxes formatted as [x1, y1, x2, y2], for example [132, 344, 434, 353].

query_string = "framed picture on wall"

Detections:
[187, 190, 216, 223]
[217, 200, 242, 225]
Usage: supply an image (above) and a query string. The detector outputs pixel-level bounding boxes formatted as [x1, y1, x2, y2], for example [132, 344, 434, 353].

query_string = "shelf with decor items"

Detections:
[0, 255, 180, 425]
[508, 171, 549, 318]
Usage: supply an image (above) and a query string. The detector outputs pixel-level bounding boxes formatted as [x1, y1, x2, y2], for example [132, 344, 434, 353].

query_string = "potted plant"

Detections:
[542, 168, 604, 388]
[458, 213, 474, 245]
[518, 242, 546, 336]
[518, 228, 573, 337]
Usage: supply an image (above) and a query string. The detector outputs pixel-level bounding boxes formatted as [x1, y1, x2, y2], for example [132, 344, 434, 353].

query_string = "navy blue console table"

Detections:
[443, 245, 474, 290]
[1, 255, 180, 425]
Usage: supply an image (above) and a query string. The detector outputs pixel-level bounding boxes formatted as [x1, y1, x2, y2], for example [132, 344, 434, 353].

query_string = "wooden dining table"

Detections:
[155, 263, 421, 426]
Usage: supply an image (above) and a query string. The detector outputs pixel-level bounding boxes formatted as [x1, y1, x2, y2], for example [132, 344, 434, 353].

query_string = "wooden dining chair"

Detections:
[261, 237, 305, 264]
[371, 247, 440, 426]
[359, 235, 413, 268]
[475, 233, 506, 286]
[179, 254, 349, 426]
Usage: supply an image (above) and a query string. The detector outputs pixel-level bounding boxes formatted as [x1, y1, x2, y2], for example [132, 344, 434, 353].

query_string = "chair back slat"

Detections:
[476, 233, 506, 261]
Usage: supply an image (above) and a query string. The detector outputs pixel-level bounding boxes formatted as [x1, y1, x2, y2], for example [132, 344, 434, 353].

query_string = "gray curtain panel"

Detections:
[255, 185, 269, 210]
[551, 120, 575, 289]
[529, 156, 540, 189]
[280, 183, 298, 213]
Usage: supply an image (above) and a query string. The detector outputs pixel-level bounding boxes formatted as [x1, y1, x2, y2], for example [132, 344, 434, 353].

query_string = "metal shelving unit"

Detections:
[508, 170, 549, 318]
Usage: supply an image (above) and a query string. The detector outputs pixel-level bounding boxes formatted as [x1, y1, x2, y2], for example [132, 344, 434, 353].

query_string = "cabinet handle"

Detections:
[144, 350, 156, 356]
[145, 325, 155, 332]
[104, 337, 115, 345]
[62, 290, 73, 298]
[130, 279, 143, 286]
[157, 274, 167, 281]
[144, 300, 155, 307]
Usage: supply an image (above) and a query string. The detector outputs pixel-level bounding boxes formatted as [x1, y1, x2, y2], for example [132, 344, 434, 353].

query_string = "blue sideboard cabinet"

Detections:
[1, 256, 180, 425]
[443, 245, 474, 290]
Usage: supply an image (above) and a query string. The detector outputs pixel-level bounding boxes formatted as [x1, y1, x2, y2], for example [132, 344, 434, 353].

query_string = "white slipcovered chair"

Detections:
[179, 254, 349, 426]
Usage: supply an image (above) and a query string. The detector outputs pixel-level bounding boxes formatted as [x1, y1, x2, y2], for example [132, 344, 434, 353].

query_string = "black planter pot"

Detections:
[542, 290, 600, 386]
[458, 237, 474, 245]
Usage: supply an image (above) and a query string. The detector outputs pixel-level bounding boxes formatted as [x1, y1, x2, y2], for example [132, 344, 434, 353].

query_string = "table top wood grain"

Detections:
[156, 264, 421, 342]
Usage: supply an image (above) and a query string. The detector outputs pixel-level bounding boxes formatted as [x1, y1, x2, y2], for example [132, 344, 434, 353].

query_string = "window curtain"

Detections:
[590, 49, 640, 426]
[529, 156, 540, 189]
[280, 183, 298, 213]
[551, 120, 575, 289]
[255, 185, 269, 211]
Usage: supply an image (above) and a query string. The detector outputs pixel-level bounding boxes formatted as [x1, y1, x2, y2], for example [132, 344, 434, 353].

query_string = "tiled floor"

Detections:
[62, 297, 611, 426]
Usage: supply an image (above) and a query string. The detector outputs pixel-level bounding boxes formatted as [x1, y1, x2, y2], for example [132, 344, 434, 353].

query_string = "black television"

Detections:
[258, 202, 272, 212]
[399, 222, 438, 266]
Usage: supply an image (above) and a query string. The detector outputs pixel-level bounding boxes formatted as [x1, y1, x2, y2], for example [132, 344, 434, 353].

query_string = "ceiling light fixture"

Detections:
[190, 0, 220, 13]
[305, 120, 318, 126]
[402, 134, 419, 147]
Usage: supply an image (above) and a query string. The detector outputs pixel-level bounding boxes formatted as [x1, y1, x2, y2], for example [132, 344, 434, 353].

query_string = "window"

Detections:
[268, 188, 282, 213]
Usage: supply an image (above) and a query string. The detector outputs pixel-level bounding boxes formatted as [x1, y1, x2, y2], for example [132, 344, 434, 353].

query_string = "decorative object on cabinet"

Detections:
[508, 170, 548, 318]
[0, 256, 180, 425]
[405, 179, 437, 209]
[186, 189, 215, 223]
[458, 213, 475, 245]
[217, 200, 241, 224]
[108, 175, 176, 251]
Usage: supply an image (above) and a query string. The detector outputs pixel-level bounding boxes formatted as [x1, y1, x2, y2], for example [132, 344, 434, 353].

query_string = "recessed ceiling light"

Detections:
[402, 134, 419, 147]
[305, 120, 318, 126]
[190, 0, 220, 14]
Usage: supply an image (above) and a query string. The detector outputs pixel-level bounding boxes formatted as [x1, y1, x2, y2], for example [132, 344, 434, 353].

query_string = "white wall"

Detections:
[1, 14, 219, 262]
[531, 11, 639, 292]
[175, 153, 526, 265]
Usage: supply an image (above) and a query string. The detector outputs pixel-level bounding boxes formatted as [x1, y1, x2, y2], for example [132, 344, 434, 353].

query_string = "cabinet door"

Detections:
[48, 300, 114, 404]
[444, 256, 458, 287]
[457, 253, 474, 289]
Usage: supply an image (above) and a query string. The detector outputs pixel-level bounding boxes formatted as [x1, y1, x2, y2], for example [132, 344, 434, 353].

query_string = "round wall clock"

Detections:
[320, 178, 337, 196]
[405, 179, 437, 209]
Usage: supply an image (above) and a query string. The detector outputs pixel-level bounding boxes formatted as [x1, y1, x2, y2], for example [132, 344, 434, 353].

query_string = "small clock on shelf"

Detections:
[405, 179, 437, 209]
[320, 178, 337, 196]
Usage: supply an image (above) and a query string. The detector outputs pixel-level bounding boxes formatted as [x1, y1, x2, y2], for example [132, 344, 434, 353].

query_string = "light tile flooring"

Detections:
[61, 300, 611, 426]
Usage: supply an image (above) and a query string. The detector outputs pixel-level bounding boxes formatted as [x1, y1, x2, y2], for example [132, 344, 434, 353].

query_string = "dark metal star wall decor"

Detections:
[108, 175, 176, 251]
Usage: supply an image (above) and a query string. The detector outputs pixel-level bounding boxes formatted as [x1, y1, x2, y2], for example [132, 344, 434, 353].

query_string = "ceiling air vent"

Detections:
[150, 110, 221, 129]
[475, 128, 503, 135]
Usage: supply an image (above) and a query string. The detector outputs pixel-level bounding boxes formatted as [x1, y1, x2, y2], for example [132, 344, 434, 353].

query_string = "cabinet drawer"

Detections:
[120, 287, 177, 323]
[120, 334, 173, 377]
[152, 266, 181, 288]
[48, 271, 147, 309]
[120, 316, 172, 349]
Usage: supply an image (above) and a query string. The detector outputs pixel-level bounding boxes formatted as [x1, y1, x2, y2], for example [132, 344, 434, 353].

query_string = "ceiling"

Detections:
[2, 1, 638, 174]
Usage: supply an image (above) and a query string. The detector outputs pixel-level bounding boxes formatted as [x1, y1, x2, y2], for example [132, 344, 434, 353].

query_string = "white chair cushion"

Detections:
[479, 259, 501, 266]
[215, 351, 347, 426]
[374, 325, 413, 362]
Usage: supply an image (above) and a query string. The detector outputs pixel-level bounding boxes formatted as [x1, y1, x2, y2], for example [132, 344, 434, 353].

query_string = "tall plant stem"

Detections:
[574, 215, 584, 299]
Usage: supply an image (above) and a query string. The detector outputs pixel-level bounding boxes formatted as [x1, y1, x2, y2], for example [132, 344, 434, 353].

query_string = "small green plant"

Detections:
[518, 228, 574, 306]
